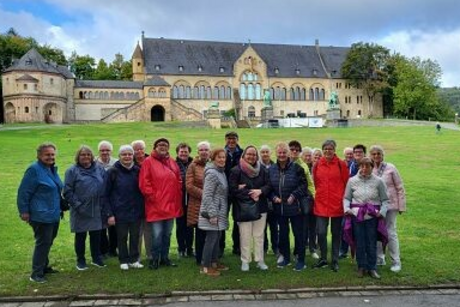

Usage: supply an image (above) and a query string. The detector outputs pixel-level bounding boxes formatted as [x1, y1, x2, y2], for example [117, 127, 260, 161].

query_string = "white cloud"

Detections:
[378, 29, 460, 87]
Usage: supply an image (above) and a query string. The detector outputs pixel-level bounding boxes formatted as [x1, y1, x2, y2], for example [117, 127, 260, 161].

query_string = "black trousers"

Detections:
[100, 225, 117, 255]
[264, 210, 279, 254]
[175, 207, 194, 253]
[194, 227, 206, 265]
[115, 221, 141, 264]
[30, 221, 59, 278]
[75, 230, 102, 263]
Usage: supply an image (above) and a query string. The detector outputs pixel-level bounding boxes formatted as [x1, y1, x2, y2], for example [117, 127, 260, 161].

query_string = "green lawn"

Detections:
[0, 122, 459, 297]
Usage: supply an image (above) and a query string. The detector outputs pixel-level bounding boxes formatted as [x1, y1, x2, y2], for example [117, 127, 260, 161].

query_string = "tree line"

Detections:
[0, 28, 457, 121]
[0, 28, 132, 81]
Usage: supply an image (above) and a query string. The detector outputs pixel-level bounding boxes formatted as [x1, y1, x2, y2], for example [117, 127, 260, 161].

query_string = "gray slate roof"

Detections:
[144, 76, 170, 86]
[75, 80, 143, 89]
[142, 38, 350, 78]
[4, 48, 74, 78]
[16, 73, 39, 82]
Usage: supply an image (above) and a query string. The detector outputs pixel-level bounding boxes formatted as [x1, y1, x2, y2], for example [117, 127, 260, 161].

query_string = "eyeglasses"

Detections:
[354, 150, 364, 154]
[289, 148, 300, 152]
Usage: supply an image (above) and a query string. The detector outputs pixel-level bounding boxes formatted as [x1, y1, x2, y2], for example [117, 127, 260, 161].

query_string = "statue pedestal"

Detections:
[207, 108, 221, 129]
[261, 107, 274, 121]
[326, 108, 340, 120]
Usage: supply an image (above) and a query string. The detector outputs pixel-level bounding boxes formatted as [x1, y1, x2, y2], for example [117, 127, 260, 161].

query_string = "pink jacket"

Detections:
[373, 162, 406, 212]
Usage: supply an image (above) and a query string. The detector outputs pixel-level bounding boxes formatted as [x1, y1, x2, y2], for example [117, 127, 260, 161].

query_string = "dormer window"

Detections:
[219, 67, 225, 73]
[274, 67, 279, 74]
[295, 68, 301, 75]
[312, 69, 318, 76]
[25, 59, 32, 66]
[197, 65, 203, 72]
[178, 65, 184, 72]
[155, 64, 161, 71]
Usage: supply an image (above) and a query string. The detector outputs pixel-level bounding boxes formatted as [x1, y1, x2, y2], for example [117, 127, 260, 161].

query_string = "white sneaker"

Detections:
[129, 261, 144, 269]
[377, 258, 386, 266]
[276, 254, 284, 265]
[241, 262, 250, 272]
[257, 261, 269, 270]
[390, 264, 401, 272]
[311, 252, 320, 260]
[120, 263, 129, 271]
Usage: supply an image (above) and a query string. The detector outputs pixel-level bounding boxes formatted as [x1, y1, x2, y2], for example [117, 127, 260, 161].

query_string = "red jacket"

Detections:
[139, 152, 183, 222]
[313, 155, 349, 218]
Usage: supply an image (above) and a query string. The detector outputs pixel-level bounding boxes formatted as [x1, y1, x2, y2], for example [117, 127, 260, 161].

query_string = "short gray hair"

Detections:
[98, 140, 113, 151]
[197, 141, 211, 150]
[36, 142, 56, 156]
[131, 140, 146, 149]
[260, 145, 271, 152]
[369, 145, 385, 157]
[322, 139, 337, 150]
[343, 147, 353, 154]
[119, 144, 134, 155]
[301, 146, 313, 155]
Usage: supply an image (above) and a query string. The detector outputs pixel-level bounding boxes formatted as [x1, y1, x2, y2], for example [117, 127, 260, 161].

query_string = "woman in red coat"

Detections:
[312, 139, 349, 272]
[139, 138, 183, 270]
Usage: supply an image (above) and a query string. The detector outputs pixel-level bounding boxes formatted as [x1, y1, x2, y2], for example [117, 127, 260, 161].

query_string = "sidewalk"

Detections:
[1, 284, 460, 307]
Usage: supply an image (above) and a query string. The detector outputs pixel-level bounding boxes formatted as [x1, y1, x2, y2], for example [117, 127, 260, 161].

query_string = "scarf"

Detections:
[239, 158, 260, 178]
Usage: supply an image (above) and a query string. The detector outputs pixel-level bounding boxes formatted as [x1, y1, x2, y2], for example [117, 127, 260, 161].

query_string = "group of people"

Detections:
[17, 132, 406, 283]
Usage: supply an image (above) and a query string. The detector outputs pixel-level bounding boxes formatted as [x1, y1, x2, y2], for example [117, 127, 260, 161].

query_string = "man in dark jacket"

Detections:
[220, 131, 243, 257]
[175, 143, 194, 257]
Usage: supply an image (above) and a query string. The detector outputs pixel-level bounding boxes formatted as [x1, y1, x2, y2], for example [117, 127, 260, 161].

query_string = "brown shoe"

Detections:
[203, 267, 220, 277]
[357, 268, 364, 278]
[368, 270, 381, 279]
[212, 262, 229, 271]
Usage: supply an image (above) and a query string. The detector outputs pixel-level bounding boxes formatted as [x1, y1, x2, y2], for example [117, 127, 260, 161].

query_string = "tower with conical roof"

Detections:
[132, 35, 145, 82]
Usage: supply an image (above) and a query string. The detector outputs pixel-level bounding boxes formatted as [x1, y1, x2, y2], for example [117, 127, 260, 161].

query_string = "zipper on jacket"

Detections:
[279, 168, 285, 216]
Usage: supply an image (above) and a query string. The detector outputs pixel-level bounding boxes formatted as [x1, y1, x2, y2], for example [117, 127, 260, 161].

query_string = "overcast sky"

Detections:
[1, 0, 459, 87]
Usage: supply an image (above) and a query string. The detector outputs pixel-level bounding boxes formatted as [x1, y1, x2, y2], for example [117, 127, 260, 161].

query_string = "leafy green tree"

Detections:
[341, 42, 392, 98]
[93, 59, 113, 80]
[392, 55, 446, 120]
[37, 44, 67, 65]
[109, 53, 132, 80]
[68, 51, 95, 79]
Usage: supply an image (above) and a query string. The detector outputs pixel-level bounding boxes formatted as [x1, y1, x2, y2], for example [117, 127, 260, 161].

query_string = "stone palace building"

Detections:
[1, 33, 383, 124]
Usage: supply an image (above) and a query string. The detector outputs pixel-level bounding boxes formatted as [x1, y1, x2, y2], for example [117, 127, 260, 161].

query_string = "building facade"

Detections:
[1, 35, 383, 124]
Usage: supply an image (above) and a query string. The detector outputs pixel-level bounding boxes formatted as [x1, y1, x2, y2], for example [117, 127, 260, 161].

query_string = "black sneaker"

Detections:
[44, 266, 59, 274]
[76, 261, 88, 271]
[29, 275, 47, 283]
[313, 259, 328, 269]
[160, 259, 177, 267]
[331, 261, 339, 272]
[91, 260, 107, 268]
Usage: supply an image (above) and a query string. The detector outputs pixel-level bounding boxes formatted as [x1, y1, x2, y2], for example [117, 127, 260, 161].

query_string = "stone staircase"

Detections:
[101, 98, 146, 123]
[170, 99, 203, 121]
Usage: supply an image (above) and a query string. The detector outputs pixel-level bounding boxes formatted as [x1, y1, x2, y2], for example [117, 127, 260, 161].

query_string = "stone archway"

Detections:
[151, 105, 165, 122]
[43, 102, 60, 123]
[4, 102, 15, 123]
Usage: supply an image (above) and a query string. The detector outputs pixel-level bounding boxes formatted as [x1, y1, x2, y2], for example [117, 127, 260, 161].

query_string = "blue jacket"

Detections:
[102, 161, 144, 223]
[17, 161, 62, 223]
[268, 159, 308, 217]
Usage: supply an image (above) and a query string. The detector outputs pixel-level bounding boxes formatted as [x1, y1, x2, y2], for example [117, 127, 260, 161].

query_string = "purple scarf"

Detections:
[343, 203, 389, 259]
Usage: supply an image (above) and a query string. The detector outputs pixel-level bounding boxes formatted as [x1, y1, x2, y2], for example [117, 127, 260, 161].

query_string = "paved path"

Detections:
[1, 286, 459, 307]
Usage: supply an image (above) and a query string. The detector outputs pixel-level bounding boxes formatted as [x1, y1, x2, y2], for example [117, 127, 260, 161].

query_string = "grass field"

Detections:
[0, 122, 459, 297]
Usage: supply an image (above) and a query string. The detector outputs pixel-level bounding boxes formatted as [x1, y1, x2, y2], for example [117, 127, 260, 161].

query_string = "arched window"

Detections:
[281, 88, 286, 100]
[219, 86, 225, 99]
[248, 106, 256, 118]
[179, 85, 184, 98]
[309, 89, 314, 100]
[290, 88, 295, 100]
[247, 72, 254, 81]
[320, 89, 325, 100]
[25, 106, 29, 113]
[79, 91, 84, 99]
[255, 84, 261, 100]
[240, 83, 247, 100]
[315, 88, 320, 100]
[295, 87, 300, 101]
[213, 86, 219, 99]
[173, 86, 178, 98]
[200, 86, 205, 99]
[226, 86, 232, 99]
[301, 88, 306, 101]
[274, 87, 280, 100]
[119, 92, 125, 99]
[346, 110, 350, 117]
[135, 92, 140, 99]
[193, 86, 199, 99]
[248, 83, 254, 100]
[186, 86, 191, 99]
[270, 88, 274, 100]
[206, 86, 212, 99]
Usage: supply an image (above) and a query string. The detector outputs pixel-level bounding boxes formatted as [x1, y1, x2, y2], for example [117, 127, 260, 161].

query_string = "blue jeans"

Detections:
[30, 221, 59, 278]
[150, 219, 174, 262]
[353, 217, 378, 271]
